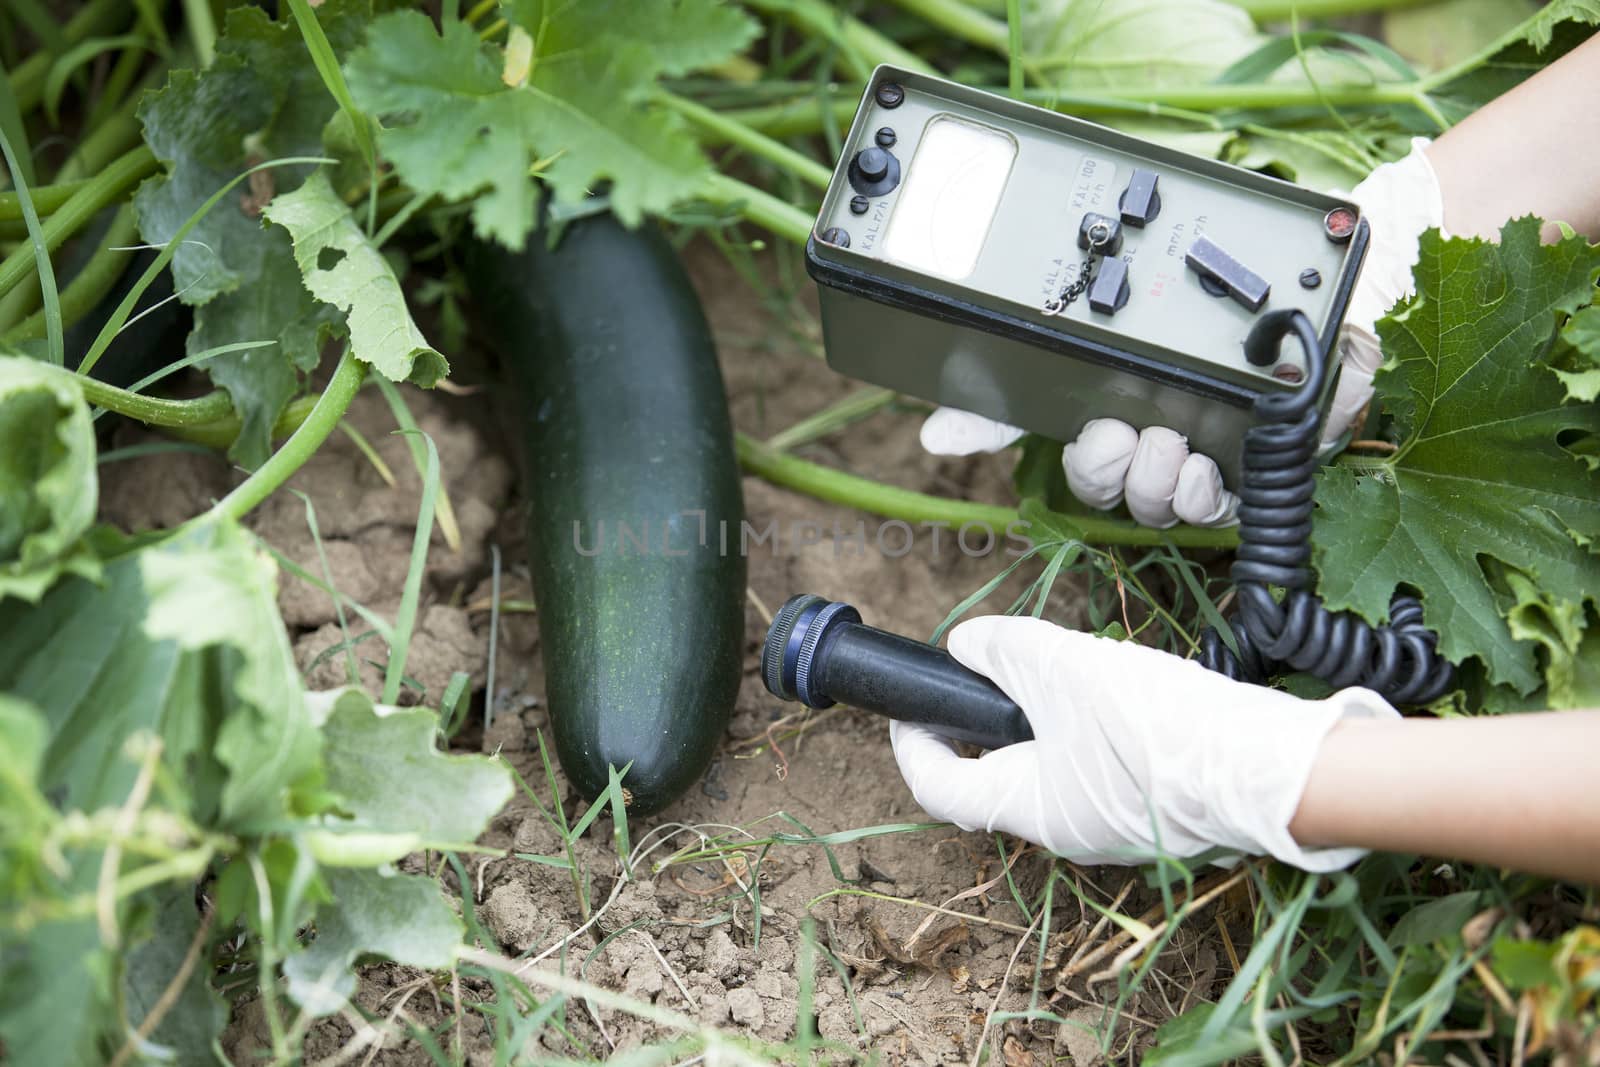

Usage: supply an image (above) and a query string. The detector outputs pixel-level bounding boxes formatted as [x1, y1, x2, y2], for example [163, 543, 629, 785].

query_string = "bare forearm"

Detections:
[1425, 32, 1600, 241]
[1291, 710, 1600, 883]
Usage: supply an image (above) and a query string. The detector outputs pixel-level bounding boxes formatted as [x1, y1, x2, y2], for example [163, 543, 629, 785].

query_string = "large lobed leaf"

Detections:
[0, 524, 515, 1055]
[302, 688, 513, 865]
[344, 2, 758, 248]
[284, 689, 511, 1014]
[0, 357, 99, 602]
[0, 518, 315, 823]
[1313, 218, 1600, 695]
[1020, 0, 1262, 89]
[132, 1, 368, 467]
[0, 519, 314, 1066]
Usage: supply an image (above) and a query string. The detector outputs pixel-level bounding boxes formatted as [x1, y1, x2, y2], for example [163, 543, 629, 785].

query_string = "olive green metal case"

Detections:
[805, 66, 1370, 483]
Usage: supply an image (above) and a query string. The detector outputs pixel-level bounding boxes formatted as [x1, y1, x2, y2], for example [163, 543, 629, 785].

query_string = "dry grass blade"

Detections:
[905, 842, 1035, 952]
[1065, 863, 1255, 984]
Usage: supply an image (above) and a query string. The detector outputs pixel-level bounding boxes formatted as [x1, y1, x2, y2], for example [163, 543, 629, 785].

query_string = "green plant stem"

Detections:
[702, 172, 814, 246]
[81, 33, 148, 132]
[660, 92, 832, 190]
[0, 145, 157, 300]
[169, 394, 320, 451]
[1029, 80, 1421, 113]
[735, 432, 1240, 549]
[70, 374, 236, 428]
[181, 0, 218, 68]
[1222, 0, 1435, 20]
[2, 202, 138, 343]
[740, 0, 934, 78]
[207, 349, 367, 524]
[1005, 0, 1024, 99]
[0, 177, 94, 221]
[53, 66, 160, 183]
[720, 85, 1242, 140]
[885, 0, 1009, 54]
[6, 0, 128, 113]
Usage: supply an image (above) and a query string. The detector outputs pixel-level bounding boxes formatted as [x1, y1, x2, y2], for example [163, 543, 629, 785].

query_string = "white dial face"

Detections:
[882, 115, 1017, 280]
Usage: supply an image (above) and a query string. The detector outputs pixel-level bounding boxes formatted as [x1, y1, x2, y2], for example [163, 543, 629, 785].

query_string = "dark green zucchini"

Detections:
[465, 214, 745, 814]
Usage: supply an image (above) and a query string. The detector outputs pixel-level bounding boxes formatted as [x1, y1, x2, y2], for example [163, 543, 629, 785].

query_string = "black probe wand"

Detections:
[760, 594, 1034, 749]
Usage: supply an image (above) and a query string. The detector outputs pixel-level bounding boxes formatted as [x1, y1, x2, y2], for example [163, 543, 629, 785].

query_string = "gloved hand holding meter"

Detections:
[766, 36, 1600, 883]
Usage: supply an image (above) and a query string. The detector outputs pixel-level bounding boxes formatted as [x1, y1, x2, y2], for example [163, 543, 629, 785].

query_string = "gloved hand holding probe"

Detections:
[891, 616, 1393, 871]
[894, 34, 1600, 883]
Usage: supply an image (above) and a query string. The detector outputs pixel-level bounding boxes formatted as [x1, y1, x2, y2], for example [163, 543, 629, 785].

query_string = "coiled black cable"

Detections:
[1197, 309, 1454, 705]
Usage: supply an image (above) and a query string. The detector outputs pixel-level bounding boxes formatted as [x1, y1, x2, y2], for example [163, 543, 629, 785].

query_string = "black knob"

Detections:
[847, 144, 901, 196]
[856, 147, 890, 182]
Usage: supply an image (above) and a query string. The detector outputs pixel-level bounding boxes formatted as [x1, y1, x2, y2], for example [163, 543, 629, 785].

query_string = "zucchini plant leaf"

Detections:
[1423, 0, 1600, 124]
[344, 2, 758, 247]
[132, 1, 369, 466]
[0, 357, 100, 602]
[262, 172, 447, 386]
[301, 688, 512, 865]
[1383, 0, 1539, 73]
[0, 519, 314, 1064]
[0, 518, 317, 824]
[1312, 218, 1600, 695]
[1021, 0, 1263, 89]
[506, 0, 760, 79]
[123, 887, 228, 1065]
[283, 867, 463, 1016]
[286, 688, 509, 1014]
[1555, 302, 1600, 403]
[1495, 562, 1600, 709]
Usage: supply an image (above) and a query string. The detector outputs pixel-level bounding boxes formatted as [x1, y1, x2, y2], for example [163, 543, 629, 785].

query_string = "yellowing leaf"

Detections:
[262, 171, 447, 387]
[502, 25, 532, 87]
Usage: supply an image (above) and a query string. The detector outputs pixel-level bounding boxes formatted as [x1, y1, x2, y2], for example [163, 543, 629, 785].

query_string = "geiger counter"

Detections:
[805, 66, 1372, 483]
[796, 67, 1454, 707]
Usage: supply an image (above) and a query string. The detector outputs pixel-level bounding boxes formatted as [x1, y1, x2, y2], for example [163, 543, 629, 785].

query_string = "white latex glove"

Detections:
[890, 615, 1400, 872]
[919, 139, 1446, 525]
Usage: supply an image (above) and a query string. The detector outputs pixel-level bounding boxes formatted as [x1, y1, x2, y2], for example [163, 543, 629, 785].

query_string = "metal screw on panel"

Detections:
[820, 227, 851, 248]
[1273, 364, 1305, 384]
[1323, 207, 1357, 243]
[875, 126, 897, 148]
[1298, 268, 1322, 289]
[850, 195, 870, 215]
[875, 82, 905, 108]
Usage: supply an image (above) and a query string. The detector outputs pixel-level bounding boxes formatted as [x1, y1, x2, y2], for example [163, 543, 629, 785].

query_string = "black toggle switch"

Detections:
[1088, 257, 1130, 315]
[1077, 212, 1123, 256]
[1119, 169, 1161, 228]
[848, 145, 901, 196]
[1184, 235, 1269, 312]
